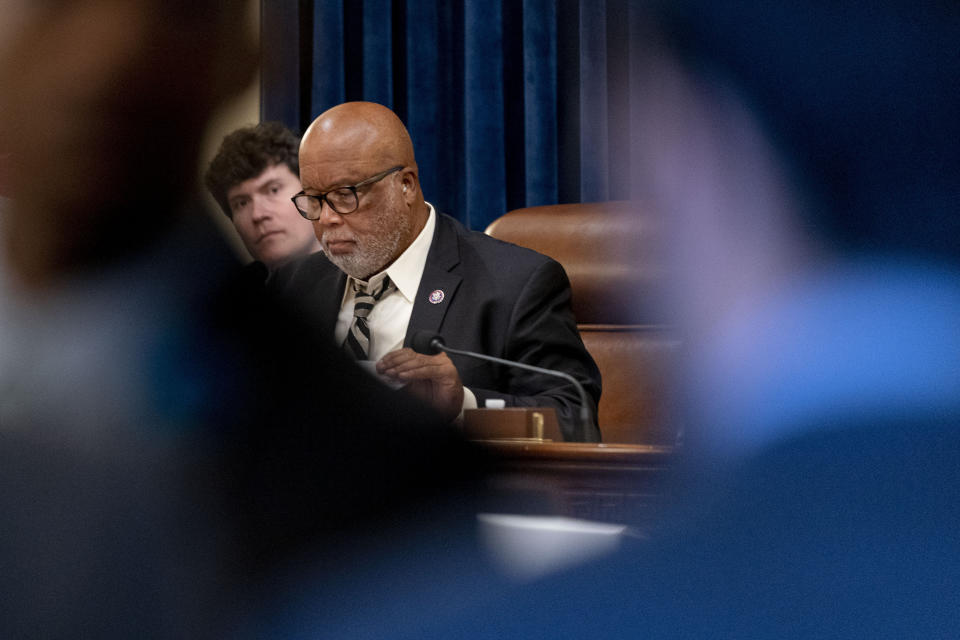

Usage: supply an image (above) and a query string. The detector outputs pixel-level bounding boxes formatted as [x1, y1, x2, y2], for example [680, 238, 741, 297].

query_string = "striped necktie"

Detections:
[343, 276, 394, 360]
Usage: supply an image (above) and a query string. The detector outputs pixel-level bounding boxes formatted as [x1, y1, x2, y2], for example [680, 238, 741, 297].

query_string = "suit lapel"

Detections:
[404, 214, 463, 347]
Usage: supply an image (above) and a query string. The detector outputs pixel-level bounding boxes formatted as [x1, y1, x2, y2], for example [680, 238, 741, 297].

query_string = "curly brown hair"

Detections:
[204, 121, 300, 218]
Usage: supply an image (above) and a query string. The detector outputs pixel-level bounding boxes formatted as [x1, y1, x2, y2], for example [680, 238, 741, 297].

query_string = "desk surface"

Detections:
[478, 440, 673, 464]
[477, 440, 675, 528]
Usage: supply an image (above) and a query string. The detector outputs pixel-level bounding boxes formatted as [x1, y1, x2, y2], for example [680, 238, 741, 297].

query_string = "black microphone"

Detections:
[411, 330, 594, 438]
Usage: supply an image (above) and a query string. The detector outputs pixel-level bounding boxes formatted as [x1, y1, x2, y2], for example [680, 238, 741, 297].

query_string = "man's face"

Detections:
[226, 164, 319, 268]
[300, 161, 412, 280]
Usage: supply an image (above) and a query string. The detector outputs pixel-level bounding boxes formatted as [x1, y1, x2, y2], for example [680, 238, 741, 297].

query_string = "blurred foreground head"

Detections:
[0, 0, 256, 288]
[639, 0, 960, 262]
[628, 1, 960, 458]
[630, 0, 960, 341]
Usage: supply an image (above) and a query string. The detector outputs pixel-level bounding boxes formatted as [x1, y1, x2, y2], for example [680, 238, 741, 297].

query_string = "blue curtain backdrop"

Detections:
[261, 0, 639, 231]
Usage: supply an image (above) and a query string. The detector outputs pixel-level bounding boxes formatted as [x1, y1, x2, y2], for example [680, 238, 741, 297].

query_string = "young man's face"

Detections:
[226, 163, 321, 269]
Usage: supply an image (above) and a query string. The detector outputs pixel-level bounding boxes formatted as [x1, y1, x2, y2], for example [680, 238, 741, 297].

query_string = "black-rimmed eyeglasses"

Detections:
[291, 165, 403, 220]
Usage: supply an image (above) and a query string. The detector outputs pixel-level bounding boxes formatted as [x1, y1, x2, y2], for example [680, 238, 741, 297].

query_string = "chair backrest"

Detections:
[485, 201, 678, 445]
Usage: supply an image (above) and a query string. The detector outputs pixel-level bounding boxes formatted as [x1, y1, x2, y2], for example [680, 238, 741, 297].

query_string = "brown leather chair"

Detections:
[485, 201, 678, 444]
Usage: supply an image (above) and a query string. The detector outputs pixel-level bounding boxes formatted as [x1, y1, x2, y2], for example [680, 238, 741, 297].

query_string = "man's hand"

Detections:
[376, 348, 464, 422]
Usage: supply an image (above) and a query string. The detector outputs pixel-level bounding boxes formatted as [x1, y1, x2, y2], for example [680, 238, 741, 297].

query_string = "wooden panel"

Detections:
[480, 441, 674, 529]
[463, 407, 562, 441]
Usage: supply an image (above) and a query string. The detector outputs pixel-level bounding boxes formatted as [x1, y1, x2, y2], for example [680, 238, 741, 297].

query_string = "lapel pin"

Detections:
[428, 289, 445, 304]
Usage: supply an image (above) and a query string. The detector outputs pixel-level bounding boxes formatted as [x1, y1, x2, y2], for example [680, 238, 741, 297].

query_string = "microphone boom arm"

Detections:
[431, 338, 594, 438]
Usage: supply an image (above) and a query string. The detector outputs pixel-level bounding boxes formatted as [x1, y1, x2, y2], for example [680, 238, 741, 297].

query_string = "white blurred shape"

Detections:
[478, 513, 625, 581]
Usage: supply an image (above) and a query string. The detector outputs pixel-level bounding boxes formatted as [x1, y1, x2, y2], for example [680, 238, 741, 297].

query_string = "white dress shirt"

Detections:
[333, 203, 478, 411]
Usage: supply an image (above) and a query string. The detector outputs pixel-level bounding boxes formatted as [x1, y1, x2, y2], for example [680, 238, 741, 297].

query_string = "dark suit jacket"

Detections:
[272, 212, 602, 442]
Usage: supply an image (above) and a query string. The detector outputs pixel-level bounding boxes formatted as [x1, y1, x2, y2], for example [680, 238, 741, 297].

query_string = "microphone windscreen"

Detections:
[411, 330, 444, 355]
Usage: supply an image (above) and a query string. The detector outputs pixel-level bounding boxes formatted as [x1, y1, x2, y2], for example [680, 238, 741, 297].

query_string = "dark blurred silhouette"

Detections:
[265, 1, 959, 637]
[0, 2, 485, 637]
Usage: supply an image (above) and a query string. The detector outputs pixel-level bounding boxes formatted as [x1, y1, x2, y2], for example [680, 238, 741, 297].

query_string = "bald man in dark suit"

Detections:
[274, 102, 601, 442]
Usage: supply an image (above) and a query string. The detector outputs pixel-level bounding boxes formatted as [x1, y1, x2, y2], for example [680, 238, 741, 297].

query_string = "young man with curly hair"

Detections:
[206, 121, 321, 269]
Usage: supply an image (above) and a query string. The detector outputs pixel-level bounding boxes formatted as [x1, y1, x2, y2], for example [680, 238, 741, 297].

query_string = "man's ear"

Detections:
[400, 169, 417, 202]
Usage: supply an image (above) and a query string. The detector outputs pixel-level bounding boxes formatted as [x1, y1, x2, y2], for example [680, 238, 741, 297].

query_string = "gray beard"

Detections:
[323, 210, 411, 280]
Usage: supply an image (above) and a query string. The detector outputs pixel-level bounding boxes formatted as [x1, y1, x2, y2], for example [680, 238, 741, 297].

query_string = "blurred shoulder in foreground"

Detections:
[0, 1, 486, 636]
